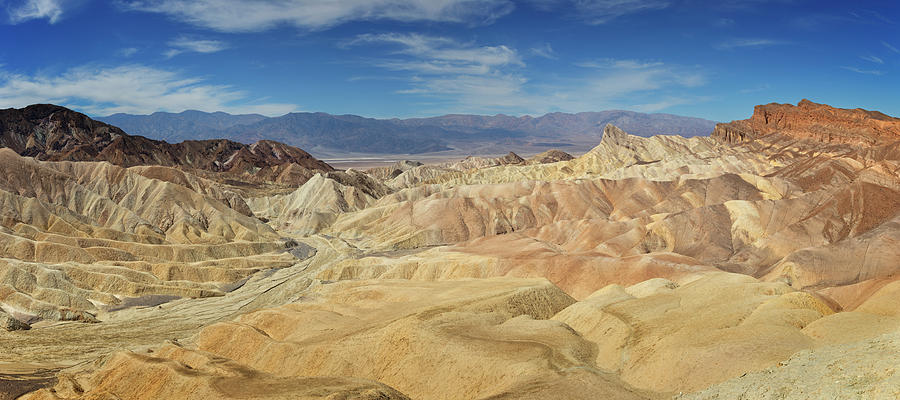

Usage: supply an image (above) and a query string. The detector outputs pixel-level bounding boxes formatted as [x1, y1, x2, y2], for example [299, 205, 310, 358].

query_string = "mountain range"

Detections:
[100, 110, 718, 155]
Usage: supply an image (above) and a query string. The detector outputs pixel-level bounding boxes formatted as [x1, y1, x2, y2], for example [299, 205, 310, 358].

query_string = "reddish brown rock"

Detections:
[713, 99, 900, 146]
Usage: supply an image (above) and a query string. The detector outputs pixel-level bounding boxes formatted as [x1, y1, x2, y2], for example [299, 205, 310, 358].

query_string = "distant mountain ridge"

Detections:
[103, 110, 268, 142]
[100, 110, 718, 155]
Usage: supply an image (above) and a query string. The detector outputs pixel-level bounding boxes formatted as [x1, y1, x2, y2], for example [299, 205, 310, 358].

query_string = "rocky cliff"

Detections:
[712, 99, 900, 146]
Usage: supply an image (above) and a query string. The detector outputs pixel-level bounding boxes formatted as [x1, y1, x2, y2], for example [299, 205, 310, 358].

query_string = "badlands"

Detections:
[0, 99, 898, 399]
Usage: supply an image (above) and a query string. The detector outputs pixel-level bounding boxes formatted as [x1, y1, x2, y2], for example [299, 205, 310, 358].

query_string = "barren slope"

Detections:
[4, 101, 900, 400]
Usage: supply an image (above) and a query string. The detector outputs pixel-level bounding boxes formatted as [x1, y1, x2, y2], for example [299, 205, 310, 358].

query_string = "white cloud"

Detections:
[575, 58, 705, 97]
[860, 55, 884, 64]
[840, 66, 884, 76]
[631, 97, 695, 112]
[343, 33, 707, 115]
[533, 60, 707, 114]
[738, 83, 771, 94]
[883, 41, 900, 54]
[0, 64, 298, 116]
[119, 47, 139, 57]
[529, 43, 557, 59]
[342, 33, 534, 113]
[710, 0, 794, 10]
[164, 36, 229, 58]
[347, 33, 522, 69]
[576, 59, 664, 69]
[121, 0, 515, 31]
[713, 18, 735, 27]
[527, 0, 669, 24]
[714, 38, 788, 50]
[397, 73, 532, 109]
[7, 0, 64, 23]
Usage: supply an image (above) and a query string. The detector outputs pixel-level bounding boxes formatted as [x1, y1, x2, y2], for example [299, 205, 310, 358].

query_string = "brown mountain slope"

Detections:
[0, 104, 333, 186]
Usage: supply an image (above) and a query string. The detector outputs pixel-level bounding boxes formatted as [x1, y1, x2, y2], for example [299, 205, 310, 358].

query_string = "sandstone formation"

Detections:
[3, 101, 900, 400]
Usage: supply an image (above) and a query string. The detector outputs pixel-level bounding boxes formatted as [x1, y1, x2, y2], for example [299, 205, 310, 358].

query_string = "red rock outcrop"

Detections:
[713, 99, 900, 146]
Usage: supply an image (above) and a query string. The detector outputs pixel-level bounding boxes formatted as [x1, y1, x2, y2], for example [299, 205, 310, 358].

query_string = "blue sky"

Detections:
[1, 0, 898, 121]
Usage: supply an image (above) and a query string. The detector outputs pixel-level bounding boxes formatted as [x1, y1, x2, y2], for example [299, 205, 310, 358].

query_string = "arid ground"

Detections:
[1, 100, 898, 399]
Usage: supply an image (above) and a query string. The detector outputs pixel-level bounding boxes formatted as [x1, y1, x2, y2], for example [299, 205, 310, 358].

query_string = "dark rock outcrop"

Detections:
[0, 104, 333, 186]
[526, 149, 574, 164]
[0, 310, 30, 331]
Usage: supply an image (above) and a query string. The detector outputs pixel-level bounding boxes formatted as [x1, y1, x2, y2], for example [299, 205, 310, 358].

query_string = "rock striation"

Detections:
[0, 147, 295, 325]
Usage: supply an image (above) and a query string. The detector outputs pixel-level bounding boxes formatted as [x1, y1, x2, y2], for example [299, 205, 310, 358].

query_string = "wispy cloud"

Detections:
[791, 14, 846, 30]
[574, 58, 705, 96]
[738, 83, 771, 94]
[631, 97, 698, 113]
[7, 0, 64, 24]
[342, 32, 708, 115]
[346, 33, 523, 71]
[119, 47, 140, 58]
[714, 38, 789, 50]
[713, 18, 735, 27]
[527, 0, 669, 24]
[342, 33, 530, 112]
[576, 59, 665, 70]
[709, 0, 794, 10]
[164, 36, 229, 58]
[529, 43, 557, 60]
[794, 9, 894, 31]
[532, 60, 708, 114]
[840, 66, 884, 75]
[121, 0, 515, 32]
[849, 9, 895, 25]
[0, 64, 298, 115]
[860, 55, 884, 64]
[884, 41, 900, 54]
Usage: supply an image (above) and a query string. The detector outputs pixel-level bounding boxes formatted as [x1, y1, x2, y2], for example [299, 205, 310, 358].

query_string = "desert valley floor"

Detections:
[0, 100, 898, 399]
